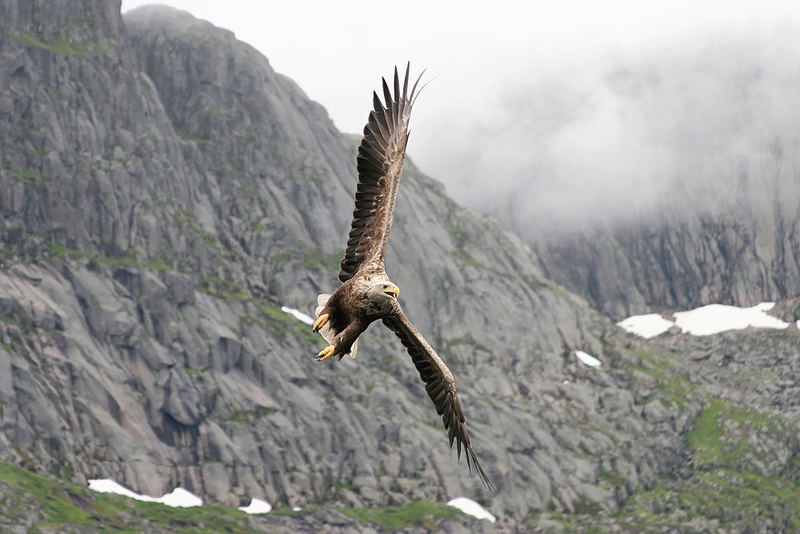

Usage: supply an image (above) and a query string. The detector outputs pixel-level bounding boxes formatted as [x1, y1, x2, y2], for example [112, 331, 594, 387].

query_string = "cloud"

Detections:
[413, 25, 800, 236]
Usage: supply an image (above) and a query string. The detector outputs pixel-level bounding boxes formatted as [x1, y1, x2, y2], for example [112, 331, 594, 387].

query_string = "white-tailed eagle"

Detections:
[312, 64, 493, 489]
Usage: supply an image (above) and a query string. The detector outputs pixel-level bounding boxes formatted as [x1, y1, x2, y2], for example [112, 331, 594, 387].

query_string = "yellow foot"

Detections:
[316, 345, 336, 361]
[313, 313, 329, 332]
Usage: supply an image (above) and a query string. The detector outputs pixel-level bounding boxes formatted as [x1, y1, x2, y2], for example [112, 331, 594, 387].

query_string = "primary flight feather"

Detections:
[312, 63, 493, 489]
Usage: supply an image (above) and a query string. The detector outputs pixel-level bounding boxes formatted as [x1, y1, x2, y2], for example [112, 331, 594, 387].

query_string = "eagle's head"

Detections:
[366, 280, 400, 315]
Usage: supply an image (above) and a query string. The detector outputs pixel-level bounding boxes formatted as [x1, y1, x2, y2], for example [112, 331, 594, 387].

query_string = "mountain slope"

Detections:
[5, 1, 796, 532]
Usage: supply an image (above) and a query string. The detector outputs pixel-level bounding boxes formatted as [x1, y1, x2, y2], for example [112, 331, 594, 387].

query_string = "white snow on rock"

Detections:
[448, 497, 496, 522]
[238, 498, 272, 514]
[88, 479, 201, 508]
[674, 302, 789, 336]
[617, 313, 675, 338]
[281, 305, 314, 325]
[619, 302, 792, 338]
[89, 479, 156, 501]
[160, 488, 203, 508]
[575, 350, 601, 368]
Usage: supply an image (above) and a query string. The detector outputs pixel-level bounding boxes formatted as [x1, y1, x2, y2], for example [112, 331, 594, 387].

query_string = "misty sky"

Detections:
[121, 0, 800, 232]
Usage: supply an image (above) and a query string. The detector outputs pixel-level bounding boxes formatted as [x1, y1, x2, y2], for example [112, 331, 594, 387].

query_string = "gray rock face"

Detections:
[530, 203, 800, 319]
[2, 1, 787, 532]
[519, 131, 800, 320]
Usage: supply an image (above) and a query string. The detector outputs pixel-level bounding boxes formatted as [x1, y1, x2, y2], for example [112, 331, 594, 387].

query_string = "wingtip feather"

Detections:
[468, 446, 496, 492]
[382, 77, 392, 107]
[402, 61, 410, 100]
[409, 68, 426, 101]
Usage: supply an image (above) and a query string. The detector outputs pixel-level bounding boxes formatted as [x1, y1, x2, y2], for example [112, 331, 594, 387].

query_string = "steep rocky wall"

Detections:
[0, 0, 195, 258]
[531, 193, 800, 319]
[0, 1, 701, 528]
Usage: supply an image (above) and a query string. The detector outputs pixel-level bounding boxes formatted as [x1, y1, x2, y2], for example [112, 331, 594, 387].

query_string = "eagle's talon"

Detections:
[316, 345, 336, 361]
[313, 313, 329, 332]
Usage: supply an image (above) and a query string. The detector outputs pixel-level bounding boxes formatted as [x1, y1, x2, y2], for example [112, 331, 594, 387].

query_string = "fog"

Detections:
[412, 26, 800, 236]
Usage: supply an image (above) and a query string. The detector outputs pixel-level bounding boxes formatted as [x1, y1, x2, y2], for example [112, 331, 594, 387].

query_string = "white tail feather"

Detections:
[314, 293, 357, 359]
[314, 293, 334, 343]
[315, 293, 331, 316]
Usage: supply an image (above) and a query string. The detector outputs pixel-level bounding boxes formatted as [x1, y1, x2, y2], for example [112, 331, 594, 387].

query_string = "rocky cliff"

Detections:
[531, 187, 800, 320]
[1, 1, 799, 533]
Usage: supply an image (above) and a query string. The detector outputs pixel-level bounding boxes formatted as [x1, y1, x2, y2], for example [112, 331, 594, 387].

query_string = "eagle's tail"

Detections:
[314, 293, 331, 317]
[314, 293, 357, 359]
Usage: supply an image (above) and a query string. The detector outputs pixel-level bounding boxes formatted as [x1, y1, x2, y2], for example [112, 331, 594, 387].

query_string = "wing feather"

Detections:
[402, 64, 410, 100]
[338, 63, 423, 283]
[392, 66, 401, 123]
[382, 77, 393, 107]
[382, 310, 494, 490]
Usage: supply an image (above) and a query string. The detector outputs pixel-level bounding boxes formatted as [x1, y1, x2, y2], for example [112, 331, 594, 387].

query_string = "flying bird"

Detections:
[312, 63, 493, 489]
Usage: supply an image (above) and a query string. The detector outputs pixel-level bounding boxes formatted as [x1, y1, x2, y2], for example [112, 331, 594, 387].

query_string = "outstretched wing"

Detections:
[339, 63, 424, 283]
[382, 311, 494, 490]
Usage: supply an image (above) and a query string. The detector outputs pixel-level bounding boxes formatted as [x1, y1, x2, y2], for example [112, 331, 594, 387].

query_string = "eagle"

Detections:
[312, 63, 493, 489]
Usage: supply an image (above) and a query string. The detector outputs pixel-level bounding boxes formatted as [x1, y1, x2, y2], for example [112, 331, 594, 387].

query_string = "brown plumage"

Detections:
[312, 63, 493, 490]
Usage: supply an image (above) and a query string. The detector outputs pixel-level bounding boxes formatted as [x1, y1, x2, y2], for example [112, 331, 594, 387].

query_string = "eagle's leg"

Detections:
[316, 344, 336, 361]
[312, 313, 329, 332]
[315, 322, 363, 362]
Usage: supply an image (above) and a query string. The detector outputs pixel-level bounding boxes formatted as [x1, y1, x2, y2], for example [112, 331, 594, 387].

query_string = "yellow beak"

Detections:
[384, 284, 400, 300]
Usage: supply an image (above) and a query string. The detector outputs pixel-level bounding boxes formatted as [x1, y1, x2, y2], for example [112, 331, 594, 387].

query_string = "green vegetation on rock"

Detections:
[632, 348, 691, 410]
[177, 130, 210, 144]
[253, 302, 319, 345]
[0, 462, 257, 533]
[93, 250, 141, 269]
[5, 167, 41, 185]
[0, 462, 473, 533]
[610, 396, 800, 531]
[302, 247, 342, 272]
[339, 501, 462, 531]
[9, 31, 96, 56]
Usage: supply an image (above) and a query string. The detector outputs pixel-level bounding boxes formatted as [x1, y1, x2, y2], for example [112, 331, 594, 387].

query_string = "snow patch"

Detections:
[674, 302, 789, 336]
[619, 302, 792, 338]
[88, 479, 155, 502]
[448, 497, 496, 522]
[88, 479, 201, 508]
[281, 305, 314, 325]
[575, 350, 601, 368]
[160, 488, 203, 508]
[617, 313, 674, 338]
[238, 498, 272, 514]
